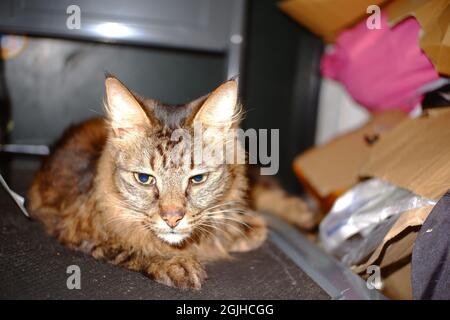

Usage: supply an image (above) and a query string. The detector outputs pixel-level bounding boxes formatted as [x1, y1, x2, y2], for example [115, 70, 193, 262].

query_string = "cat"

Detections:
[27, 76, 315, 290]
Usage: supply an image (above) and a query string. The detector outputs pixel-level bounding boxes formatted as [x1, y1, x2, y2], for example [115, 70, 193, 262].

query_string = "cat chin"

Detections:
[157, 232, 189, 245]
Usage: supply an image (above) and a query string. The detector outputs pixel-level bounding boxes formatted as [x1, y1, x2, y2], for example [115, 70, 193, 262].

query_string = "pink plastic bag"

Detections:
[321, 12, 439, 113]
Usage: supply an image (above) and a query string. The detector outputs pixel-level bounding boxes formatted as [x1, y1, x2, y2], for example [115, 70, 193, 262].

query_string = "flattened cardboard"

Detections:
[351, 205, 433, 274]
[353, 107, 450, 299]
[383, 261, 413, 300]
[386, 0, 450, 76]
[360, 107, 450, 200]
[293, 110, 406, 210]
[351, 206, 431, 299]
[279, 0, 390, 43]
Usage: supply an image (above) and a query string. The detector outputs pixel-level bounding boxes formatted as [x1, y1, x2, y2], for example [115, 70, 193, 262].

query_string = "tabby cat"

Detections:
[27, 77, 314, 290]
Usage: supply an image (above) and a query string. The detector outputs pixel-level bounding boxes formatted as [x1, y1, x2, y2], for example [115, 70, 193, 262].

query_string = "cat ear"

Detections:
[104, 77, 151, 137]
[193, 80, 239, 127]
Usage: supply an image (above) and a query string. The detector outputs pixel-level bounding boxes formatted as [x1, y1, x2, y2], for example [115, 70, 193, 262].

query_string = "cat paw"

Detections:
[147, 257, 207, 291]
[281, 196, 317, 230]
[229, 216, 267, 253]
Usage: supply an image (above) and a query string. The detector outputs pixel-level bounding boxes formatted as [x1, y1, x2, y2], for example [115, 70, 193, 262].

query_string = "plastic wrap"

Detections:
[319, 178, 436, 265]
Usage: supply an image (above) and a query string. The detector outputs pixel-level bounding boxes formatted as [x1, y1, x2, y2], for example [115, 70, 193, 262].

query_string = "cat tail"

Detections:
[247, 166, 317, 230]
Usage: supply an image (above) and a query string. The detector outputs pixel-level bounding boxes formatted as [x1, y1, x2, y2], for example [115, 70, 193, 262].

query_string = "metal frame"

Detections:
[265, 213, 387, 300]
[0, 0, 241, 53]
[225, 0, 246, 80]
[0, 0, 246, 155]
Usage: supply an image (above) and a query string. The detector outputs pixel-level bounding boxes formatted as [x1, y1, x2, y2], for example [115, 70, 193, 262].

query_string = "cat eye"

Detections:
[190, 174, 208, 184]
[133, 172, 155, 185]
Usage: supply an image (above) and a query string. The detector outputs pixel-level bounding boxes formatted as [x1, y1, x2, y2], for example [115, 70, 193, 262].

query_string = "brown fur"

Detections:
[28, 77, 312, 290]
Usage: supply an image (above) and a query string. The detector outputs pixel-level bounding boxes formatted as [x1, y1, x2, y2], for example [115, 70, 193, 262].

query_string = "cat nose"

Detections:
[160, 210, 185, 229]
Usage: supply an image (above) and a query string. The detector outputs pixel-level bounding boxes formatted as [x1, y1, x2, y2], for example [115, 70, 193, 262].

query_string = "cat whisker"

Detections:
[210, 219, 248, 235]
[196, 222, 235, 241]
[199, 218, 248, 239]
[204, 200, 246, 211]
[205, 209, 249, 219]
[206, 208, 248, 215]
[194, 224, 216, 239]
[190, 206, 249, 224]
[206, 215, 252, 229]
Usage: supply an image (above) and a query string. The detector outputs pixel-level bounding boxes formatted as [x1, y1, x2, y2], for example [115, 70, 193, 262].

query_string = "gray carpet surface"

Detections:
[0, 168, 329, 300]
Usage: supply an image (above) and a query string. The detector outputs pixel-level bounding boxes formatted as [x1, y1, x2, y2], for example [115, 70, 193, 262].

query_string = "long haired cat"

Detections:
[27, 77, 315, 290]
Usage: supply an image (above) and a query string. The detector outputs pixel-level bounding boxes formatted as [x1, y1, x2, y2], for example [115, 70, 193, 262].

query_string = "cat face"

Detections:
[104, 77, 246, 245]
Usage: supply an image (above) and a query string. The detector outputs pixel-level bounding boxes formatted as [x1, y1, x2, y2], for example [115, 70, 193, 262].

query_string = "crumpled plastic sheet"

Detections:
[319, 178, 436, 266]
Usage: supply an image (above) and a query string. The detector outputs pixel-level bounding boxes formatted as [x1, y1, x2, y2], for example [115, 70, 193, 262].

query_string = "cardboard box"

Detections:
[352, 107, 450, 299]
[279, 0, 390, 43]
[386, 0, 450, 76]
[293, 110, 406, 212]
